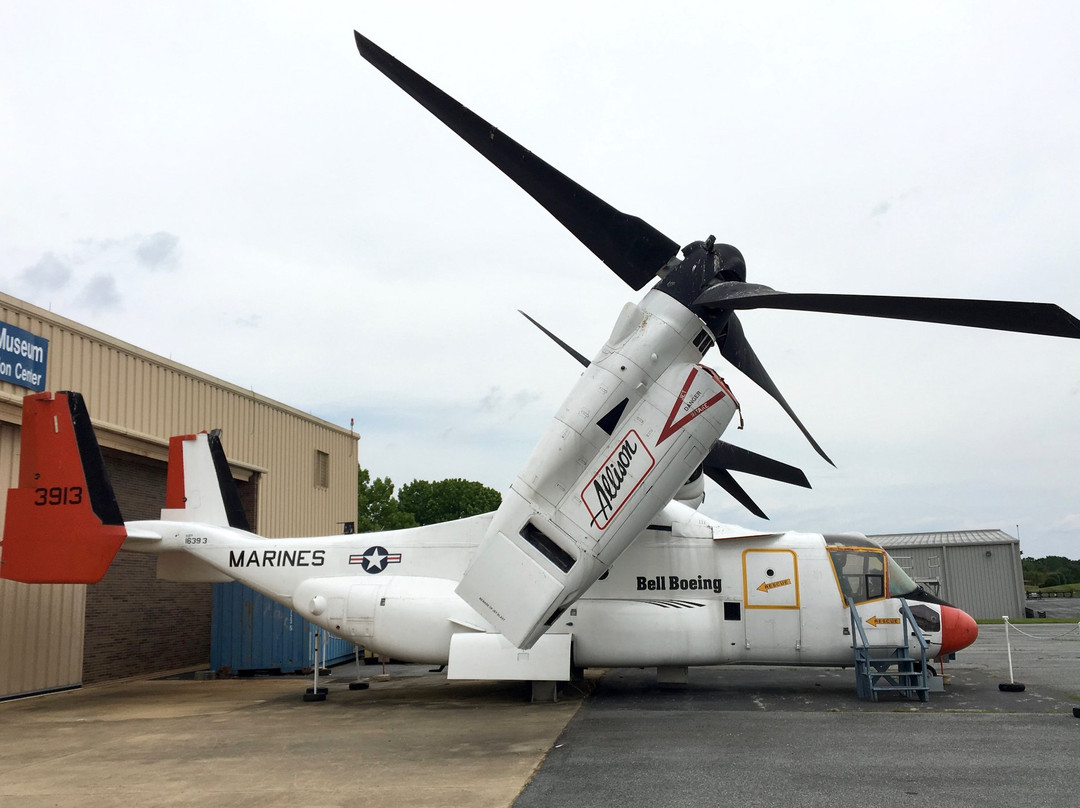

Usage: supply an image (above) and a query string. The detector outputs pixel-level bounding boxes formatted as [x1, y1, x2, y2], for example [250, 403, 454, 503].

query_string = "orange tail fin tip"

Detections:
[0, 391, 127, 584]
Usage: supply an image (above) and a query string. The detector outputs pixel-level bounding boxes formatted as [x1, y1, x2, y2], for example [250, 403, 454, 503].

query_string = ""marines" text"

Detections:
[228, 549, 326, 568]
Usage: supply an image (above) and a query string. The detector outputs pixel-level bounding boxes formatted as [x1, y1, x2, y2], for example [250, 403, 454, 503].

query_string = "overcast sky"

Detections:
[2, 1, 1078, 558]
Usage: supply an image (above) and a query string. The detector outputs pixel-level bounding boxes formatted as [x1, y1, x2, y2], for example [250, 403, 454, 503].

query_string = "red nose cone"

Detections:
[938, 605, 979, 656]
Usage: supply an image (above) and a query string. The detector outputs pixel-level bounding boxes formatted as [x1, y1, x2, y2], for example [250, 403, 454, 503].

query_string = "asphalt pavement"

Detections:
[1, 622, 1077, 808]
[518, 622, 1080, 808]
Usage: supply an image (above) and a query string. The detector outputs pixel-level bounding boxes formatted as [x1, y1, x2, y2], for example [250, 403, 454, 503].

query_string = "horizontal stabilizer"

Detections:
[124, 526, 163, 542]
[1, 392, 127, 583]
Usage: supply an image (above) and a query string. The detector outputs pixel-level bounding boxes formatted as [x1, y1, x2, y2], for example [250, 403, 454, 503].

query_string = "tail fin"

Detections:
[0, 391, 127, 583]
[162, 431, 249, 529]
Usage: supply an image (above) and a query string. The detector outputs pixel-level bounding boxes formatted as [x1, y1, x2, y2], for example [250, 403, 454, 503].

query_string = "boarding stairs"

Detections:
[849, 597, 930, 702]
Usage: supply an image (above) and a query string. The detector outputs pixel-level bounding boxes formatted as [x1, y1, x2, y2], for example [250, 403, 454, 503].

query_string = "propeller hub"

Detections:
[654, 238, 746, 312]
[710, 242, 746, 284]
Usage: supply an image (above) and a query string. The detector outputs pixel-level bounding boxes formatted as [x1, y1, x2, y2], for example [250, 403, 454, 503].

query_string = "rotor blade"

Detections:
[717, 313, 834, 466]
[354, 32, 679, 289]
[696, 283, 1080, 339]
[704, 441, 811, 489]
[519, 311, 589, 367]
[703, 466, 768, 520]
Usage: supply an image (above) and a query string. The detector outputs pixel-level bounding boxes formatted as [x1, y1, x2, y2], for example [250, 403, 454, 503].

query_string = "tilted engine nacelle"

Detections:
[456, 291, 738, 648]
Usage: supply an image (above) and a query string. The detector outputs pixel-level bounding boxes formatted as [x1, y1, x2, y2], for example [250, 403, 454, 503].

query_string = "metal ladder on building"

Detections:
[849, 597, 930, 702]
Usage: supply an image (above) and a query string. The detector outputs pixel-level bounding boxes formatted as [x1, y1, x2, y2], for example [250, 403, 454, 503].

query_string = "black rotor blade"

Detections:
[519, 311, 589, 367]
[704, 441, 811, 489]
[703, 466, 768, 520]
[717, 313, 834, 466]
[354, 32, 679, 290]
[697, 283, 1080, 339]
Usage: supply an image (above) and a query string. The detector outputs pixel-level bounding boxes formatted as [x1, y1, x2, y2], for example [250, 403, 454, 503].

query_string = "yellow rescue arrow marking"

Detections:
[866, 616, 901, 627]
[756, 578, 792, 593]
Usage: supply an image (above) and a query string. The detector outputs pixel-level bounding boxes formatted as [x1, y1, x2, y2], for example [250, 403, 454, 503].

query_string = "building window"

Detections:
[314, 450, 329, 489]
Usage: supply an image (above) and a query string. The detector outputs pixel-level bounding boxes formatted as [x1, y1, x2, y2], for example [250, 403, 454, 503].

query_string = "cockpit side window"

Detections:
[828, 547, 886, 605]
[909, 604, 941, 633]
[886, 554, 919, 598]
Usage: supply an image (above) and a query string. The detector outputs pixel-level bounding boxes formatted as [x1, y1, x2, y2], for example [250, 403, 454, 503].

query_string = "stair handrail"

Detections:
[897, 596, 929, 654]
[847, 597, 872, 651]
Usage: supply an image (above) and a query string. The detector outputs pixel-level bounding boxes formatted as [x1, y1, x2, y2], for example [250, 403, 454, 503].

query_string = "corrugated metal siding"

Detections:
[875, 530, 1025, 619]
[939, 544, 1025, 620]
[1, 293, 357, 697]
[0, 581, 85, 699]
[872, 529, 1016, 548]
[210, 583, 354, 673]
[0, 421, 86, 698]
[1, 292, 357, 539]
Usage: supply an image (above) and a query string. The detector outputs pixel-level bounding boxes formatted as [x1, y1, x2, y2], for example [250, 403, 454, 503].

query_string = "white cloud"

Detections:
[19, 252, 72, 290]
[1, 1, 1078, 558]
[77, 273, 122, 311]
[135, 232, 180, 271]
[12, 232, 184, 315]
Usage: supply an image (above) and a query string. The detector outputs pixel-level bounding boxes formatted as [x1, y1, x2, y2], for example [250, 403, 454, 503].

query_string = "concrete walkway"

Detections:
[0, 666, 588, 808]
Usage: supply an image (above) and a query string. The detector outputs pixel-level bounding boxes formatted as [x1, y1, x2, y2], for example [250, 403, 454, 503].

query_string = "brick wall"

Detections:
[82, 450, 212, 683]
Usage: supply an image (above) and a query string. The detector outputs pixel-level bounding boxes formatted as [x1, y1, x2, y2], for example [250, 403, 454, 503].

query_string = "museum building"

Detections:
[0, 292, 357, 700]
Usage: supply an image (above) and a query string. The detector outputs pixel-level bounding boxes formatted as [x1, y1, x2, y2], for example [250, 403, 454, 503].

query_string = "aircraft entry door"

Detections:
[742, 549, 802, 660]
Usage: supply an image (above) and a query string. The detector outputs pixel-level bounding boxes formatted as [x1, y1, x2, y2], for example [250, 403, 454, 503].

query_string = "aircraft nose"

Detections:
[938, 605, 979, 656]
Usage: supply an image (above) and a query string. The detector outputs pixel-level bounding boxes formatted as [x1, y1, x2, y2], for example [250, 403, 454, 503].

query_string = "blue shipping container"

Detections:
[211, 582, 355, 673]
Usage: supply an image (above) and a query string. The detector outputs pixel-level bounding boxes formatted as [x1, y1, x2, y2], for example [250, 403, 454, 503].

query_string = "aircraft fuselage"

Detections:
[125, 500, 975, 674]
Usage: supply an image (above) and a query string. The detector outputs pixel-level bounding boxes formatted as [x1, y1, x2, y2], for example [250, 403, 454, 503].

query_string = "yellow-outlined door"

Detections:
[743, 549, 800, 609]
[742, 549, 801, 657]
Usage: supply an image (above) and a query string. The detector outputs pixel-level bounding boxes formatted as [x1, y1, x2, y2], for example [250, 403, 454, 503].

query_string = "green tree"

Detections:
[397, 478, 502, 526]
[1022, 555, 1080, 588]
[356, 467, 417, 532]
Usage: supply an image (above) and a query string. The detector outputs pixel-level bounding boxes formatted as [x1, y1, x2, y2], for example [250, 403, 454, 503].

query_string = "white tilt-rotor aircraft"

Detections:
[4, 32, 1079, 693]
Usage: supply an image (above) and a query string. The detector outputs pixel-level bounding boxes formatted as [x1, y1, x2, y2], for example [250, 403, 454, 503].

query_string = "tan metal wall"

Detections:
[0, 421, 85, 698]
[0, 292, 358, 698]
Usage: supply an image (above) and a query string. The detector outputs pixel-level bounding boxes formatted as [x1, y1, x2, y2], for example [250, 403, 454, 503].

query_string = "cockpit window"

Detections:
[886, 554, 919, 598]
[824, 534, 882, 551]
[826, 534, 919, 603]
[909, 604, 941, 633]
[828, 547, 886, 604]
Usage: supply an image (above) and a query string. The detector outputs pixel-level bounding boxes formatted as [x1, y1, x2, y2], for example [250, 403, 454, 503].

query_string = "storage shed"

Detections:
[1, 292, 358, 699]
[870, 529, 1025, 620]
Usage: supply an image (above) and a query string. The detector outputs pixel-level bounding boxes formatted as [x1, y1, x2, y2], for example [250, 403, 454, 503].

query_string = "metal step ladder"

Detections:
[849, 597, 930, 702]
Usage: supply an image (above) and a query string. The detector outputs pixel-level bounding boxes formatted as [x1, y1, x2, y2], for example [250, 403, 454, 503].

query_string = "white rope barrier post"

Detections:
[998, 616, 1026, 692]
[1075, 623, 1080, 719]
[1004, 617, 1014, 680]
[304, 628, 328, 702]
